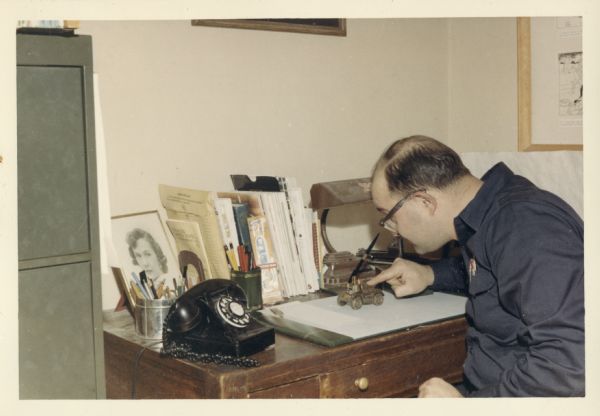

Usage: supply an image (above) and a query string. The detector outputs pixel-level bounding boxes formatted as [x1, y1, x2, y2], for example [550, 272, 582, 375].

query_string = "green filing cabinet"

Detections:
[17, 33, 106, 399]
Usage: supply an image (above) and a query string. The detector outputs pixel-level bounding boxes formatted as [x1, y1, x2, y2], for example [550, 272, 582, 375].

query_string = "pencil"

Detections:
[130, 281, 145, 301]
[156, 281, 165, 299]
[238, 245, 247, 272]
[224, 244, 234, 270]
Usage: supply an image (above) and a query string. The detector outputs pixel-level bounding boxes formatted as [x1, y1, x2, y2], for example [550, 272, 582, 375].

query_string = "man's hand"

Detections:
[418, 377, 463, 398]
[367, 257, 434, 298]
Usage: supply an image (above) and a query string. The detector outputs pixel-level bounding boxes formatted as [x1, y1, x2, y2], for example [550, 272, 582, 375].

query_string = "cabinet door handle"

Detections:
[354, 377, 369, 391]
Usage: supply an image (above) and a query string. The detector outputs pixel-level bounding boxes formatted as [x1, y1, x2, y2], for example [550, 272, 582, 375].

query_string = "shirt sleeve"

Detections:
[430, 255, 468, 294]
[469, 203, 584, 397]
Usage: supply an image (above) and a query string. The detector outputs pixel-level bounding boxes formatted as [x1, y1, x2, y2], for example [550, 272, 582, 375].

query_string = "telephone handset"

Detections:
[161, 278, 274, 364]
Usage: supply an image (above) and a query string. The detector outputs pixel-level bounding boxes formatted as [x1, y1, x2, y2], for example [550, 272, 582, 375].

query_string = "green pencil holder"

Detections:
[231, 268, 263, 311]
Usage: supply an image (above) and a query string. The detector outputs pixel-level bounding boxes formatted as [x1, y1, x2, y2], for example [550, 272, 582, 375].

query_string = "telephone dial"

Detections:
[161, 278, 274, 363]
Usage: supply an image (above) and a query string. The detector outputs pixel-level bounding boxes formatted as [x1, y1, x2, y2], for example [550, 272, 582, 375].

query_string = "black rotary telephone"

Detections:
[161, 279, 274, 366]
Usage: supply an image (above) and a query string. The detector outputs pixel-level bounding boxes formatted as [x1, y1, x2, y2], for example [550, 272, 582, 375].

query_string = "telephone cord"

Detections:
[131, 340, 163, 399]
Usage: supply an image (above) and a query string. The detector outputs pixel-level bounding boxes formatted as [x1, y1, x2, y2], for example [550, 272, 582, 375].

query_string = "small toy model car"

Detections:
[337, 276, 384, 310]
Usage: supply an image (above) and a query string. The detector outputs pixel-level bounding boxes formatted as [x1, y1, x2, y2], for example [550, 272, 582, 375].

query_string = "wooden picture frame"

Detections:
[192, 18, 346, 36]
[517, 17, 583, 151]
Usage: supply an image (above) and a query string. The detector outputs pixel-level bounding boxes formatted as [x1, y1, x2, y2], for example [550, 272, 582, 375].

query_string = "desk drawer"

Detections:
[248, 376, 320, 398]
[321, 339, 465, 398]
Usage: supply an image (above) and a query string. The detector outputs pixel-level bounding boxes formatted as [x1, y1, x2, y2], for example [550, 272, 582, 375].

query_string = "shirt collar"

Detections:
[454, 162, 513, 244]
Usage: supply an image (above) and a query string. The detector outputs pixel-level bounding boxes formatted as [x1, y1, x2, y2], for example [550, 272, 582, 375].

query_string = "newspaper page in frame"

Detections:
[530, 16, 582, 145]
[158, 184, 230, 278]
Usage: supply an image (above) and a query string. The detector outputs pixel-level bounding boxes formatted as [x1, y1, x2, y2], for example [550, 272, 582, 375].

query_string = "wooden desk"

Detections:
[103, 310, 467, 398]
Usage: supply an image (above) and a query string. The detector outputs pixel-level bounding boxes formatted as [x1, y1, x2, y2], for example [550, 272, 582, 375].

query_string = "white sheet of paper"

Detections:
[262, 292, 466, 339]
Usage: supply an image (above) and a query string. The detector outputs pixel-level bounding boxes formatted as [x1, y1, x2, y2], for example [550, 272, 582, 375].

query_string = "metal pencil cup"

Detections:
[134, 297, 174, 339]
[231, 268, 263, 311]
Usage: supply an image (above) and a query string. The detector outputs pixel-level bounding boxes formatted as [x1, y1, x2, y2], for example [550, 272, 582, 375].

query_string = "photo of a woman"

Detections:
[111, 211, 180, 298]
[126, 228, 169, 287]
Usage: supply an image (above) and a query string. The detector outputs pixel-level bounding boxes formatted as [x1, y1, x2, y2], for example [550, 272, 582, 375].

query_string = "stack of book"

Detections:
[159, 179, 322, 305]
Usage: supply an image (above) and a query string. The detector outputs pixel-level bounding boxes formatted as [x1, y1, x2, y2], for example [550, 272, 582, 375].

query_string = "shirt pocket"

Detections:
[468, 266, 496, 296]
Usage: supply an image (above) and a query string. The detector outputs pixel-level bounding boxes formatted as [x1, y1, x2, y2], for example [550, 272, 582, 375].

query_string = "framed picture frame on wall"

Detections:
[191, 18, 346, 36]
[517, 17, 583, 151]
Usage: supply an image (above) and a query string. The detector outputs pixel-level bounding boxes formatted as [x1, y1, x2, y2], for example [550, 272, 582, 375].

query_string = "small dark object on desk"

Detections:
[337, 276, 385, 310]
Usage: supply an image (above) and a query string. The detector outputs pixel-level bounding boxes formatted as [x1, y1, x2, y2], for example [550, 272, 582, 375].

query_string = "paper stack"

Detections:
[159, 179, 322, 304]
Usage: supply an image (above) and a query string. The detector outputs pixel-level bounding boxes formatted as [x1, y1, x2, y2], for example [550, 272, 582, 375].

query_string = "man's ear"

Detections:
[417, 192, 437, 215]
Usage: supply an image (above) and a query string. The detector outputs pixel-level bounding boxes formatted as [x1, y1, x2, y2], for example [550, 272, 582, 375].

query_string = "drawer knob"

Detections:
[354, 377, 369, 391]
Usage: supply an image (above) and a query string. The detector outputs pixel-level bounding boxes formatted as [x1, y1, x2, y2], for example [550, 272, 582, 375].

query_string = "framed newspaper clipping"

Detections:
[517, 17, 583, 151]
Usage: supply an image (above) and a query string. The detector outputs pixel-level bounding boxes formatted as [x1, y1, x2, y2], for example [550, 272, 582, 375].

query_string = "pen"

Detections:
[148, 278, 159, 299]
[243, 245, 251, 272]
[132, 272, 151, 299]
[348, 233, 380, 283]
[229, 243, 239, 271]
[248, 248, 254, 270]
[172, 278, 180, 297]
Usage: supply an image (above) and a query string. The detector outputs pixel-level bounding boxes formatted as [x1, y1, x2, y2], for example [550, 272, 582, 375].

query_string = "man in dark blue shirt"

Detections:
[368, 135, 584, 397]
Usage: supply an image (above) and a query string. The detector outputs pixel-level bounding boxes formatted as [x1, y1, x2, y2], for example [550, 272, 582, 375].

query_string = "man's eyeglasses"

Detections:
[378, 188, 426, 227]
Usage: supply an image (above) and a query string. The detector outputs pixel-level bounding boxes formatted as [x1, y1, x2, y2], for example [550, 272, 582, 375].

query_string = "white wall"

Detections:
[78, 18, 518, 309]
[80, 19, 449, 212]
[447, 18, 518, 151]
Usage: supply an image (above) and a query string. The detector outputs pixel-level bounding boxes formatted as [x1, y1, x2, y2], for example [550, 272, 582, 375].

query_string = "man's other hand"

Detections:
[418, 377, 463, 398]
[367, 257, 434, 298]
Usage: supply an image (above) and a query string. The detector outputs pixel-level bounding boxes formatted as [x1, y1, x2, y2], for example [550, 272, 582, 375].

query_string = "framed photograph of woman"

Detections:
[111, 210, 181, 301]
